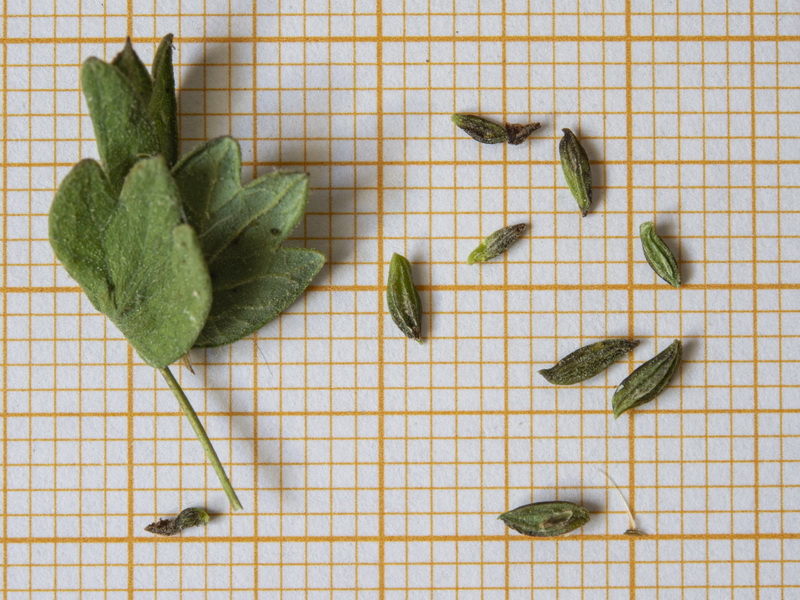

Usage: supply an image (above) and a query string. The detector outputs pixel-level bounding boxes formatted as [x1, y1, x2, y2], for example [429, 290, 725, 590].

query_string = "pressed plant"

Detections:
[49, 35, 324, 510]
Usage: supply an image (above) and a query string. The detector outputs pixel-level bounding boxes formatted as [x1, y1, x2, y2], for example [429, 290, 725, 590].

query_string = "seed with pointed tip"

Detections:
[387, 253, 423, 343]
[559, 128, 593, 216]
[468, 223, 527, 264]
[612, 339, 683, 417]
[452, 114, 541, 145]
[539, 338, 639, 385]
[639, 221, 681, 287]
[499, 501, 590, 538]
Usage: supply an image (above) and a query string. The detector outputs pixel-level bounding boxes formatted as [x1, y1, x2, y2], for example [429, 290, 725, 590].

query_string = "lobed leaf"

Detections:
[81, 57, 160, 194]
[148, 34, 179, 167]
[84, 34, 178, 190]
[111, 38, 153, 104]
[49, 156, 212, 368]
[172, 136, 325, 348]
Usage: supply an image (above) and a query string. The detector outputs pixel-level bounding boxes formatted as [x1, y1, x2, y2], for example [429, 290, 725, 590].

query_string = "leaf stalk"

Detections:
[158, 366, 243, 510]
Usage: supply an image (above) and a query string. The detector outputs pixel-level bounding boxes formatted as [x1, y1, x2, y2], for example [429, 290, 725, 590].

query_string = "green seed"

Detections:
[499, 501, 590, 538]
[468, 223, 527, 264]
[639, 221, 681, 287]
[559, 128, 592, 216]
[451, 114, 541, 145]
[539, 338, 639, 385]
[387, 253, 423, 342]
[612, 339, 683, 418]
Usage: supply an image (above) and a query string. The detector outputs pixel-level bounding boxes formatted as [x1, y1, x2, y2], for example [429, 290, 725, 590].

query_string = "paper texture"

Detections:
[2, 1, 798, 596]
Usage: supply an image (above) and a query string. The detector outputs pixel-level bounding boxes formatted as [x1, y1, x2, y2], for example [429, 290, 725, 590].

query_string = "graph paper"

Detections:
[1, 0, 798, 597]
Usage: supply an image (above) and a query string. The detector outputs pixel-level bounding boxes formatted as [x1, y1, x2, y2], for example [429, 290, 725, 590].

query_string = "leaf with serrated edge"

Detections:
[172, 136, 325, 347]
[49, 156, 212, 368]
[81, 57, 159, 194]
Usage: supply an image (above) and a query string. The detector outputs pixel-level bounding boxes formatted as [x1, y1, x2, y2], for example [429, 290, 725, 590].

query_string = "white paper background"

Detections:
[1, 1, 799, 597]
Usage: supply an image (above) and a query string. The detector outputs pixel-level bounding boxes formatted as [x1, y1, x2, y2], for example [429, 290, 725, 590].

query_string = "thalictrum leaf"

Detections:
[148, 34, 179, 167]
[172, 136, 325, 348]
[49, 156, 212, 368]
[81, 57, 159, 194]
[111, 37, 153, 104]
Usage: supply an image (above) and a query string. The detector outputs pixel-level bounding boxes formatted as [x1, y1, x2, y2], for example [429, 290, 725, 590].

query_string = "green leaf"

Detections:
[111, 37, 153, 104]
[48, 159, 117, 310]
[49, 156, 212, 368]
[149, 34, 179, 167]
[172, 136, 325, 348]
[81, 57, 160, 194]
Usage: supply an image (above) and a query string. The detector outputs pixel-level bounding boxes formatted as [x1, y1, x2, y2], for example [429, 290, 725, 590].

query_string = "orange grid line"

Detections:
[1, 2, 799, 597]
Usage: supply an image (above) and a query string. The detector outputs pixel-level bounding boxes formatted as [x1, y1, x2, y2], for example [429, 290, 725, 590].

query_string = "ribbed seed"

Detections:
[499, 501, 590, 538]
[451, 114, 541, 145]
[612, 339, 683, 418]
[387, 252, 423, 343]
[559, 128, 593, 216]
[639, 221, 681, 287]
[468, 223, 527, 264]
[539, 338, 639, 385]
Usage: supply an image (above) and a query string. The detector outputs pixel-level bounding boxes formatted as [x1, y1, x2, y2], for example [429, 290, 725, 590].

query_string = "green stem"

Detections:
[158, 366, 243, 510]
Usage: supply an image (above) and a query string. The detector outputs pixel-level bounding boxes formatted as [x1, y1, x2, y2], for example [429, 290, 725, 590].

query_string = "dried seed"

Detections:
[452, 114, 507, 144]
[468, 223, 527, 264]
[504, 122, 542, 145]
[499, 501, 590, 538]
[145, 507, 210, 536]
[539, 338, 639, 385]
[612, 339, 682, 418]
[559, 128, 593, 216]
[451, 114, 541, 145]
[639, 221, 681, 287]
[387, 252, 423, 342]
